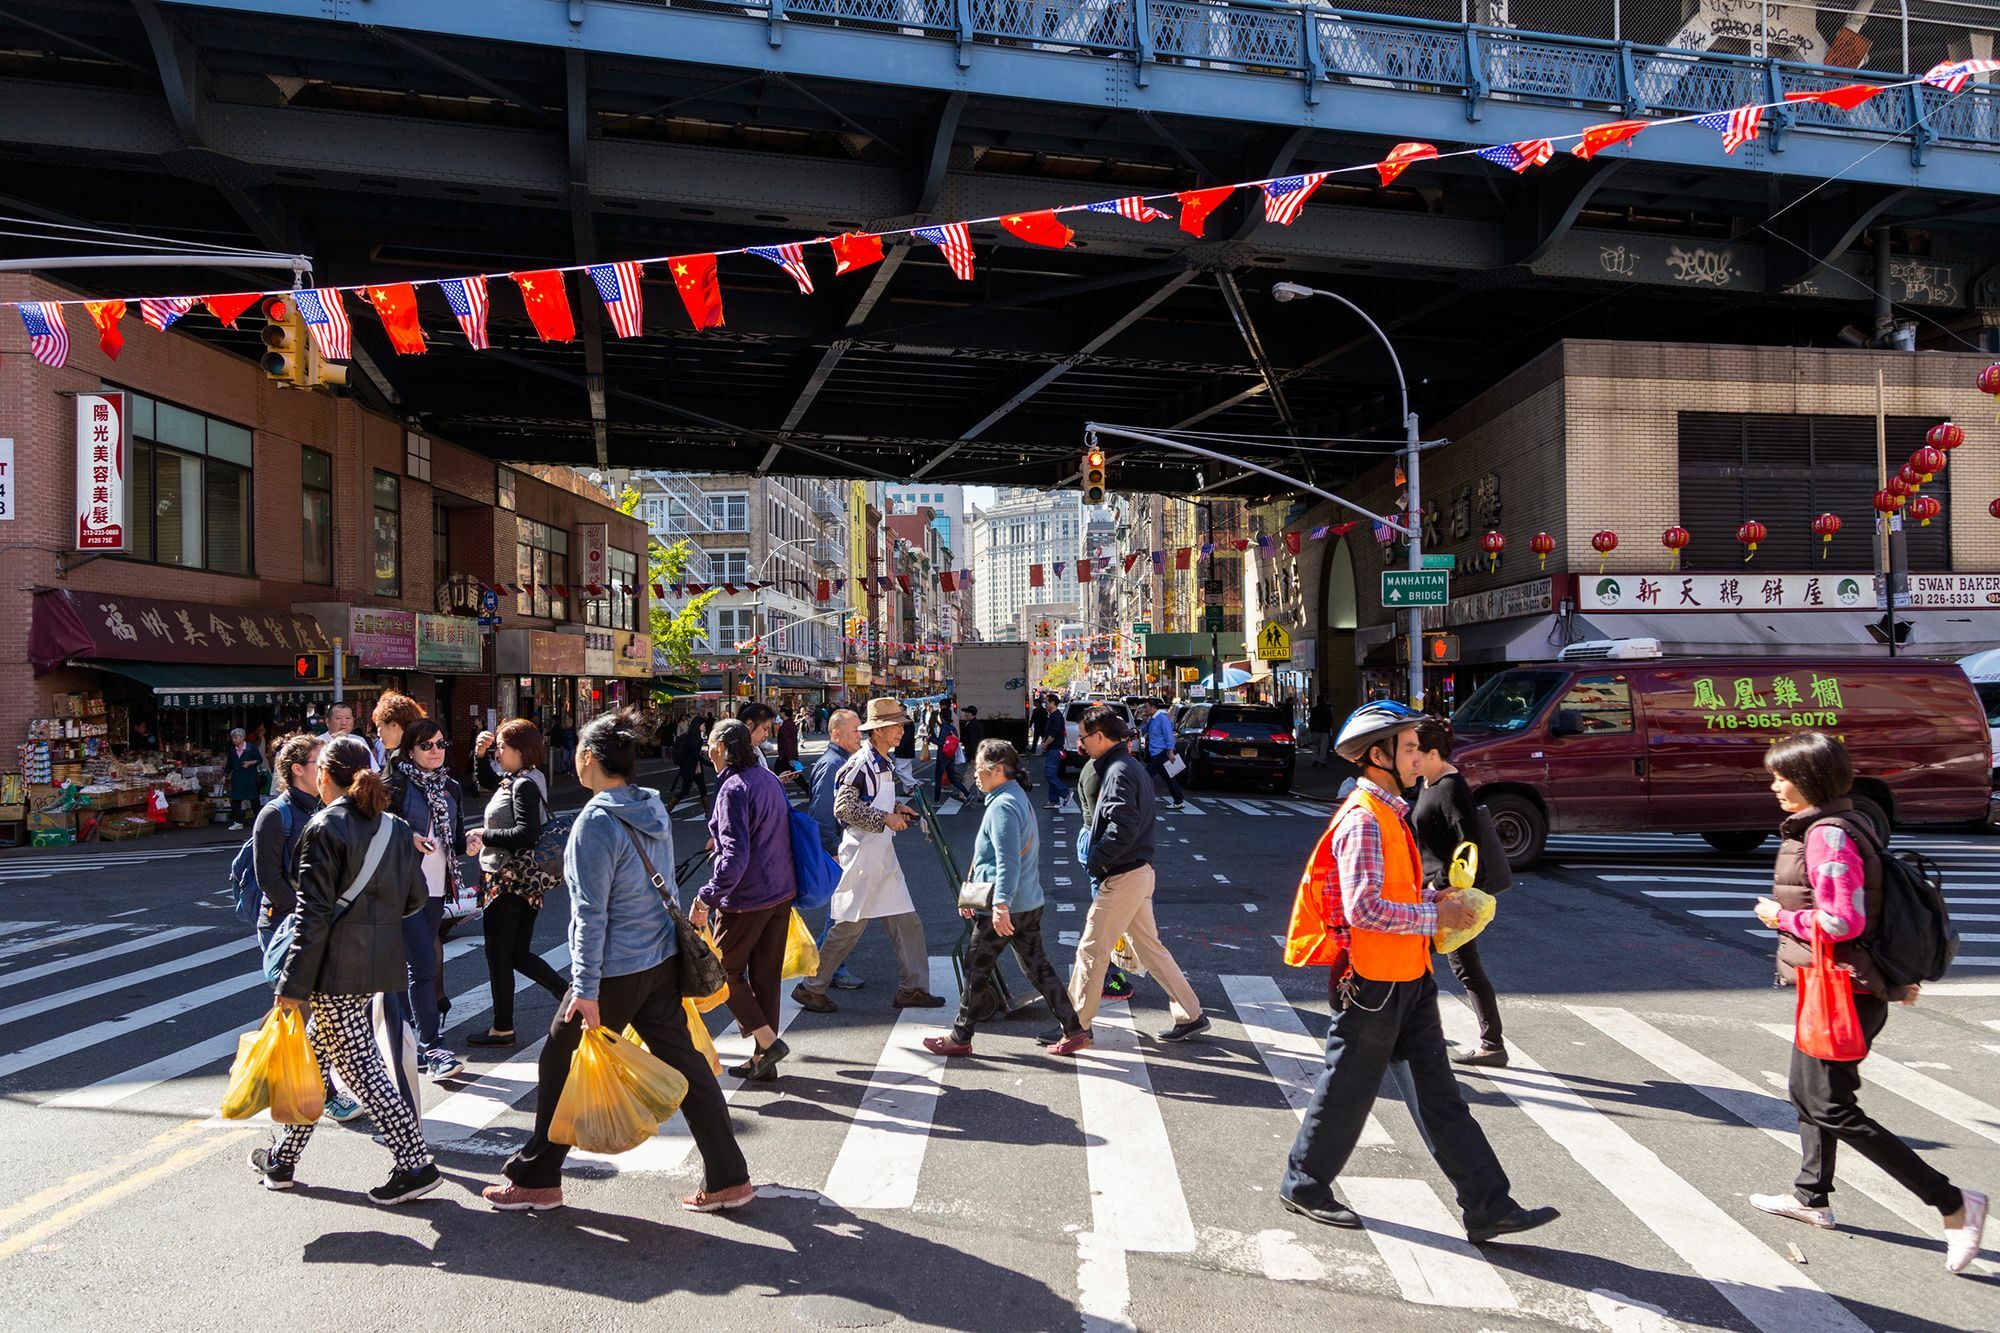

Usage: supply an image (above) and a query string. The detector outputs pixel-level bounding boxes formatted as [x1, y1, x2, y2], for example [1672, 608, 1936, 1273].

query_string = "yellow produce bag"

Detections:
[221, 1006, 323, 1123]
[692, 926, 730, 1014]
[1433, 887, 1497, 955]
[220, 1024, 274, 1121]
[550, 1026, 689, 1154]
[684, 1000, 722, 1077]
[781, 909, 820, 980]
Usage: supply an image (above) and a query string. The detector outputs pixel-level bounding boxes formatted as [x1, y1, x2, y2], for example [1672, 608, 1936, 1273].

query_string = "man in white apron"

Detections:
[793, 698, 945, 1012]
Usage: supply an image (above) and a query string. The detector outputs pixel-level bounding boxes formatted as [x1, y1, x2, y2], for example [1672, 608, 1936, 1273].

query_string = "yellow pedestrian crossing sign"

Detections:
[1256, 622, 1292, 662]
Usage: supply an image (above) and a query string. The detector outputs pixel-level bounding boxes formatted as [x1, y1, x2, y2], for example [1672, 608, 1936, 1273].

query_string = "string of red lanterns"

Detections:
[1812, 512, 1842, 559]
[1529, 532, 1555, 570]
[1590, 530, 1619, 572]
[1661, 525, 1690, 569]
[1736, 519, 1767, 562]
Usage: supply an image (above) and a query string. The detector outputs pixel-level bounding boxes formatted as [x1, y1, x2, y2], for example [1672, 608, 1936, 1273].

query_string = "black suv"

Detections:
[1174, 702, 1296, 792]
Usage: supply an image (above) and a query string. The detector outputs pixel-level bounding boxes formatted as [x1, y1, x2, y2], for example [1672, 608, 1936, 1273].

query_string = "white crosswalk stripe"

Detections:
[0, 922, 125, 962]
[821, 958, 960, 1207]
[1755, 1022, 2000, 1145]
[0, 937, 249, 1028]
[0, 926, 206, 994]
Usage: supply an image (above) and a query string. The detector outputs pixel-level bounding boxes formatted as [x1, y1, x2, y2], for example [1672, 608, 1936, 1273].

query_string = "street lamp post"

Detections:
[1271, 281, 1426, 709]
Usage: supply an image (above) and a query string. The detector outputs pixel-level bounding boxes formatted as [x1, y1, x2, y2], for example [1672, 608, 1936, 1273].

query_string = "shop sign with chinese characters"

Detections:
[1655, 669, 1851, 734]
[31, 589, 329, 668]
[0, 439, 13, 521]
[349, 607, 418, 669]
[1579, 572, 1874, 612]
[75, 392, 127, 551]
[415, 614, 481, 672]
[575, 523, 608, 592]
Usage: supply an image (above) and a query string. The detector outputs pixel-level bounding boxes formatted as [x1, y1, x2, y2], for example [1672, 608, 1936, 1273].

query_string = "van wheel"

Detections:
[1701, 831, 1768, 856]
[1849, 794, 1891, 844]
[1482, 794, 1546, 870]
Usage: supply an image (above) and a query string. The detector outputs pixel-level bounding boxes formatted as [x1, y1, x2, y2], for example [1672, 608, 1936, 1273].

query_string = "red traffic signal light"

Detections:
[293, 652, 327, 680]
[1082, 447, 1108, 506]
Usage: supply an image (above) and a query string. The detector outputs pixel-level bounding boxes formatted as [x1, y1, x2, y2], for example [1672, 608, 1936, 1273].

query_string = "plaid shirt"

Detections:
[1323, 778, 1438, 938]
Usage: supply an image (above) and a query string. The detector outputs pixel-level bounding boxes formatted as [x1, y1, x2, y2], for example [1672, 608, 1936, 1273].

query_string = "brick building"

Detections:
[2, 274, 647, 771]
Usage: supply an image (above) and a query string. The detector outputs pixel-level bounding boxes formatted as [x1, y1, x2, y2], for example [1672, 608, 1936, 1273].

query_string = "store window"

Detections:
[406, 431, 431, 483]
[712, 606, 755, 650]
[119, 392, 254, 576]
[516, 518, 569, 621]
[301, 446, 332, 584]
[373, 471, 401, 597]
[707, 491, 748, 532]
[610, 547, 637, 629]
[433, 499, 450, 595]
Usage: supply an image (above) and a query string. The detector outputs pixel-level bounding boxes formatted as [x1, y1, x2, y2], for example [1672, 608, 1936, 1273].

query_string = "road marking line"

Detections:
[1169, 802, 1204, 815]
[1342, 1177, 1518, 1309]
[0, 926, 206, 994]
[1076, 1230, 1135, 1333]
[629, 988, 808, 1174]
[0, 1120, 208, 1233]
[0, 937, 250, 1029]
[0, 1128, 253, 1264]
[819, 958, 959, 1209]
[0, 921, 53, 939]
[1926, 983, 2000, 996]
[1218, 976, 1389, 1146]
[1242, 904, 1258, 913]
[1255, 1228, 1326, 1281]
[1060, 931, 1081, 946]
[1213, 874, 1230, 883]
[1057, 903, 1077, 913]
[1075, 999, 1196, 1252]
[1757, 1022, 2000, 1145]
[1273, 801, 1329, 818]
[1218, 799, 1268, 817]
[1437, 998, 1869, 1333]
[0, 923, 125, 963]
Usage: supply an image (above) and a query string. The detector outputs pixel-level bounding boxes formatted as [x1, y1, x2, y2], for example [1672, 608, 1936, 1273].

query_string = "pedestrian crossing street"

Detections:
[668, 792, 1332, 823]
[2, 905, 1995, 1327]
[1544, 830, 2000, 970]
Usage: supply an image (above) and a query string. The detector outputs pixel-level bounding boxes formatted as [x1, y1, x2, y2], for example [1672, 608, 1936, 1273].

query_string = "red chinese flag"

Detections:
[831, 232, 885, 276]
[1785, 83, 1885, 111]
[1571, 120, 1648, 160]
[896, 574, 911, 593]
[1124, 552, 1141, 573]
[999, 211, 1074, 249]
[1077, 559, 1093, 583]
[939, 571, 959, 592]
[1233, 539, 1251, 553]
[1285, 531, 1301, 555]
[203, 292, 261, 328]
[1377, 142, 1437, 187]
[1174, 547, 1192, 570]
[511, 269, 576, 342]
[670, 254, 725, 330]
[1177, 186, 1235, 238]
[366, 283, 427, 355]
[815, 579, 831, 602]
[1029, 563, 1045, 588]
[84, 300, 125, 360]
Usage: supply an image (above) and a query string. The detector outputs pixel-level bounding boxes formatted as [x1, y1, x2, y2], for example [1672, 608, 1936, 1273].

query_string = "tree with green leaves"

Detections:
[616, 487, 719, 683]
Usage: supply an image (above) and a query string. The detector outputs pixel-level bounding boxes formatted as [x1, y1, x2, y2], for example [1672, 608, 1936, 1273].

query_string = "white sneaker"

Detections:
[1946, 1188, 1987, 1274]
[1748, 1192, 1836, 1229]
[227, 823, 245, 832]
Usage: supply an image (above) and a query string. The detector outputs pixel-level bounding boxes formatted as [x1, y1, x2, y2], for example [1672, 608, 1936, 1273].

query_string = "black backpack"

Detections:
[1833, 818, 1959, 988]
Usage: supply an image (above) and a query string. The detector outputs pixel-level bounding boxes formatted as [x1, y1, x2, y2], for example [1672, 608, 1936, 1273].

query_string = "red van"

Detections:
[1449, 644, 1993, 866]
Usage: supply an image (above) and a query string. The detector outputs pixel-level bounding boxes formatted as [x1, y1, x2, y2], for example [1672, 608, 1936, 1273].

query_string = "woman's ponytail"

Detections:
[346, 768, 391, 819]
[320, 735, 389, 817]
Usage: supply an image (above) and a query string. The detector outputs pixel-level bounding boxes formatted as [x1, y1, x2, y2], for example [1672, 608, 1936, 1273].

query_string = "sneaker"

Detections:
[1451, 1045, 1510, 1068]
[1101, 972, 1135, 1001]
[1044, 802, 1062, 811]
[422, 1048, 465, 1080]
[323, 1094, 366, 1124]
[1046, 1030, 1094, 1057]
[681, 1181, 755, 1213]
[369, 1163, 441, 1206]
[1946, 1188, 1987, 1274]
[829, 969, 864, 991]
[1748, 1192, 1837, 1230]
[792, 983, 838, 1014]
[893, 989, 947, 1009]
[1157, 1015, 1211, 1043]
[227, 823, 245, 832]
[483, 1182, 564, 1212]
[247, 1146, 294, 1191]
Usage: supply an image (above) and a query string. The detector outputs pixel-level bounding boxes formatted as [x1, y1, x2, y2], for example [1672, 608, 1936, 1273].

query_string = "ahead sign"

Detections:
[1255, 622, 1292, 662]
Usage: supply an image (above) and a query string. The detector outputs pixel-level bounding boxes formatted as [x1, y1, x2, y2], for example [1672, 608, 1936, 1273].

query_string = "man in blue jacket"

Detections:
[807, 708, 864, 990]
[1138, 699, 1186, 809]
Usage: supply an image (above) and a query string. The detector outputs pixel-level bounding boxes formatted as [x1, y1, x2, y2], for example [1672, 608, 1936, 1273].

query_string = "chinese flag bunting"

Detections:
[1784, 83, 1885, 111]
[1176, 186, 1235, 237]
[1124, 552, 1141, 573]
[1233, 539, 1251, 553]
[939, 571, 959, 592]
[1175, 547, 1192, 570]
[84, 300, 125, 360]
[1076, 559, 1093, 583]
[1571, 119, 1648, 159]
[1285, 531, 1301, 555]
[831, 232, 885, 276]
[999, 210, 1074, 249]
[366, 283, 427, 355]
[203, 293, 261, 328]
[511, 269, 576, 342]
[1029, 563, 1045, 588]
[555, 584, 570, 599]
[652, 583, 667, 598]
[815, 579, 831, 601]
[896, 574, 911, 593]
[1376, 142, 1437, 187]
[669, 254, 725, 330]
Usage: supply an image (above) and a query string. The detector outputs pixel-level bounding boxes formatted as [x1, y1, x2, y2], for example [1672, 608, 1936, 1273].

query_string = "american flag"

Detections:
[438, 276, 490, 349]
[294, 287, 351, 361]
[588, 261, 646, 339]
[1088, 197, 1169, 223]
[748, 244, 814, 295]
[139, 296, 195, 332]
[19, 301, 68, 368]
[1262, 173, 1328, 226]
[1922, 58, 2000, 93]
[1695, 105, 1765, 154]
[1475, 139, 1554, 173]
[914, 224, 975, 281]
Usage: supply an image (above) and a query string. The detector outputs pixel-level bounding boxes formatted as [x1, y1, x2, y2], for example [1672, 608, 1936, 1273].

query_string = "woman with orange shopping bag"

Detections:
[1749, 732, 1986, 1273]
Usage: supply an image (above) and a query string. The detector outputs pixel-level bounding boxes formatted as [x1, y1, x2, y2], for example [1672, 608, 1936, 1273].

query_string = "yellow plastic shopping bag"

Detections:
[1448, 840, 1481, 891]
[222, 1006, 322, 1123]
[781, 909, 820, 980]
[683, 1000, 722, 1077]
[692, 926, 731, 1014]
[550, 1026, 689, 1154]
[220, 1018, 277, 1121]
[1433, 887, 1497, 955]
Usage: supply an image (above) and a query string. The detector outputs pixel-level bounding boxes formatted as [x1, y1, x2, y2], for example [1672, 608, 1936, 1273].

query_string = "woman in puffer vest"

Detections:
[1749, 731, 1985, 1274]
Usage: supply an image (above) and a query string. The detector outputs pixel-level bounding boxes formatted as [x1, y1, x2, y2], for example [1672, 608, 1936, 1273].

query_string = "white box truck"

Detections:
[955, 641, 1032, 753]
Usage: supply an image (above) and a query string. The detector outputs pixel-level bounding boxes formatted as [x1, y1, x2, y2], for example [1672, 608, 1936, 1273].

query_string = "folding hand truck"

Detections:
[906, 789, 1044, 1023]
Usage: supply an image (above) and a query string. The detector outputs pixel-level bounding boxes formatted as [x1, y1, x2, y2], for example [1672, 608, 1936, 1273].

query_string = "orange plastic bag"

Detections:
[683, 999, 722, 1076]
[781, 909, 820, 980]
[551, 1026, 691, 1154]
[221, 1006, 323, 1123]
[692, 926, 730, 1014]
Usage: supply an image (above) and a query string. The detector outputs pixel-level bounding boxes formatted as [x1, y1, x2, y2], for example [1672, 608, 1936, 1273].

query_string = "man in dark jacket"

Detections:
[1057, 706, 1207, 1045]
[668, 716, 711, 813]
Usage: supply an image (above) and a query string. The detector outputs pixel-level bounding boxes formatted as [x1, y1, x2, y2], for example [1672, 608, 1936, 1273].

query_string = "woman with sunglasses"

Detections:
[387, 718, 480, 1079]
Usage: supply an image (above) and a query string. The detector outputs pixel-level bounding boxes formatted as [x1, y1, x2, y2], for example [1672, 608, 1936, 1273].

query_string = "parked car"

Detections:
[1173, 701, 1296, 792]
[1451, 648, 1993, 867]
[1062, 699, 1132, 776]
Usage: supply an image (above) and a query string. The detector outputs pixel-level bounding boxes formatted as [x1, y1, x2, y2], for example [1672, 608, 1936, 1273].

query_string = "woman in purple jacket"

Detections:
[691, 718, 799, 1081]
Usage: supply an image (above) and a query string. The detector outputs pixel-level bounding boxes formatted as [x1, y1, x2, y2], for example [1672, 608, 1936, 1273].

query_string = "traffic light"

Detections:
[1082, 446, 1107, 506]
[293, 652, 328, 682]
[260, 296, 348, 391]
[1427, 632, 1461, 664]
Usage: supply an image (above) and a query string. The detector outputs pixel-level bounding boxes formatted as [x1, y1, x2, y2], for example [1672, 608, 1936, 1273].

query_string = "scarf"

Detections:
[399, 760, 459, 895]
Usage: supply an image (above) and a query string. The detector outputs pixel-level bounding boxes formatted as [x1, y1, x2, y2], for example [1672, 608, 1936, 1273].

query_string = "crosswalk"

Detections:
[3, 904, 1994, 1326]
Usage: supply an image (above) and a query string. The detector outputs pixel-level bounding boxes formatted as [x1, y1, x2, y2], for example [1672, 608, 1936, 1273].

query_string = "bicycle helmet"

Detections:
[1334, 700, 1424, 764]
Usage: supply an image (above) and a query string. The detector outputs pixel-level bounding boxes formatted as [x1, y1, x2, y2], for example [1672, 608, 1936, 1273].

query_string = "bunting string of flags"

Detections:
[6, 62, 1994, 369]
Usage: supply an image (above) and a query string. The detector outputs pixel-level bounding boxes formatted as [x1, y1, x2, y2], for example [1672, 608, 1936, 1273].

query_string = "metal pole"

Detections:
[332, 634, 345, 704]
[1204, 500, 1220, 693]
[1876, 367, 1898, 658]
[0, 253, 308, 272]
[1404, 410, 1425, 710]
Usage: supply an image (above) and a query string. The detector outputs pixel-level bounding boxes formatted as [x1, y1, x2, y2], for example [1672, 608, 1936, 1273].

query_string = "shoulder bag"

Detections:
[618, 821, 728, 999]
[262, 816, 396, 987]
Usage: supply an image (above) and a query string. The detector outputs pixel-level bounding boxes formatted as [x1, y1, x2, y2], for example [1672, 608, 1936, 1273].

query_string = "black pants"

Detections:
[482, 892, 568, 1032]
[1284, 971, 1514, 1226]
[1446, 938, 1504, 1050]
[1791, 990, 1963, 1214]
[1144, 754, 1184, 804]
[949, 906, 1080, 1044]
[669, 763, 709, 811]
[505, 952, 748, 1192]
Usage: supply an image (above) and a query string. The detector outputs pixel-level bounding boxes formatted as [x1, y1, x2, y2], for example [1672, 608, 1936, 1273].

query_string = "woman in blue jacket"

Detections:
[923, 739, 1088, 1058]
[483, 709, 751, 1215]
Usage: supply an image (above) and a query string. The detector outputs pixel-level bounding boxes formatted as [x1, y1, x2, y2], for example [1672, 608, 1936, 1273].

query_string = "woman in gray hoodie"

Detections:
[482, 709, 751, 1215]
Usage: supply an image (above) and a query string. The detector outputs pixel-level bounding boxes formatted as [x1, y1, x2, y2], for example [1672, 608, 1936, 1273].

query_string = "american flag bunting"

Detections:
[139, 296, 196, 332]
[748, 244, 815, 295]
[294, 287, 351, 361]
[1922, 58, 2000, 93]
[1475, 139, 1554, 173]
[20, 301, 68, 368]
[588, 261, 646, 338]
[1695, 105, 1765, 154]
[438, 276, 490, 350]
[914, 223, 976, 281]
[1088, 197, 1170, 223]
[1262, 173, 1328, 226]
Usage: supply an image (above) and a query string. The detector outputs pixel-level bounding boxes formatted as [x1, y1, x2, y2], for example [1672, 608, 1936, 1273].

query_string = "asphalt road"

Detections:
[1, 761, 1996, 1332]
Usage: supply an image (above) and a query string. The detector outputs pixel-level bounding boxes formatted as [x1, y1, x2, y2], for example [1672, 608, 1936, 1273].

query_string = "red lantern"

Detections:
[1990, 498, 2000, 521]
[1979, 364, 2000, 398]
[1590, 529, 1618, 572]
[1928, 420, 1964, 452]
[1874, 489, 1901, 515]
[1661, 525, 1690, 570]
[1911, 494, 1941, 527]
[1736, 519, 1766, 562]
[1886, 477, 1910, 502]
[1898, 463, 1923, 490]
[1529, 531, 1554, 570]
[1811, 512, 1842, 560]
[1480, 529, 1506, 571]
[1911, 446, 1945, 482]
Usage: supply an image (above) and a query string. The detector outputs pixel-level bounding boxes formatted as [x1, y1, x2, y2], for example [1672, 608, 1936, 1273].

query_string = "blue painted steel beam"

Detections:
[157, 0, 2000, 194]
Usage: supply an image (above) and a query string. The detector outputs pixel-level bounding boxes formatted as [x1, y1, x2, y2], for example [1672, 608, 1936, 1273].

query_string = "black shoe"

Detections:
[467, 1029, 517, 1048]
[1157, 1015, 1211, 1043]
[729, 1038, 789, 1081]
[369, 1163, 442, 1206]
[893, 989, 947, 1009]
[248, 1146, 294, 1191]
[1465, 1205, 1561, 1243]
[1280, 1191, 1360, 1229]
[1451, 1045, 1509, 1068]
[792, 983, 838, 1014]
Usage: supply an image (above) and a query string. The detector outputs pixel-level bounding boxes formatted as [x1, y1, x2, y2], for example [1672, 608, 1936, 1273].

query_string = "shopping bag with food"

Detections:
[551, 1026, 689, 1154]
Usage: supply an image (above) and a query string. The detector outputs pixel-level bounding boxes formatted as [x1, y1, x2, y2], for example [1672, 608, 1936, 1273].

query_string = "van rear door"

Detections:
[1538, 671, 1649, 834]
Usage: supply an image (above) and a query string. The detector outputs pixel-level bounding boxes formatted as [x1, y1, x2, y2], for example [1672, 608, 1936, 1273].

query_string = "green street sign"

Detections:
[1204, 604, 1226, 632]
[1382, 570, 1450, 607]
[1421, 554, 1455, 570]
[1131, 621, 1152, 636]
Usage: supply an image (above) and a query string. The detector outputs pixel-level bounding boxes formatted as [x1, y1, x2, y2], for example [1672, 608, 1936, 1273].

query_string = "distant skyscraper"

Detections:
[968, 487, 1086, 640]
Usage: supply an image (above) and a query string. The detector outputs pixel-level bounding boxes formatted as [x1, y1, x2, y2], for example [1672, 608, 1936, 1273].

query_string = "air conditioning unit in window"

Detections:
[1559, 638, 1663, 663]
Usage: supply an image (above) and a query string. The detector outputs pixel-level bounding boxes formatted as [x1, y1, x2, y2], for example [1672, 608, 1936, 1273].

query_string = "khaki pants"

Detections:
[1067, 865, 1201, 1030]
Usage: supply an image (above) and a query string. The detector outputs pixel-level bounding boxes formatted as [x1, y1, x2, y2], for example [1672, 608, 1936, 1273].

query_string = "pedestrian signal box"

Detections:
[293, 653, 328, 682]
[1394, 633, 1461, 665]
[1082, 447, 1107, 506]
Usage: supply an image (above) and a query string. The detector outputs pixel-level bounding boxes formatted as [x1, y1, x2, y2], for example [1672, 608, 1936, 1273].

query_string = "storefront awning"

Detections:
[1576, 610, 2000, 658]
[91, 661, 380, 709]
[29, 587, 331, 676]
